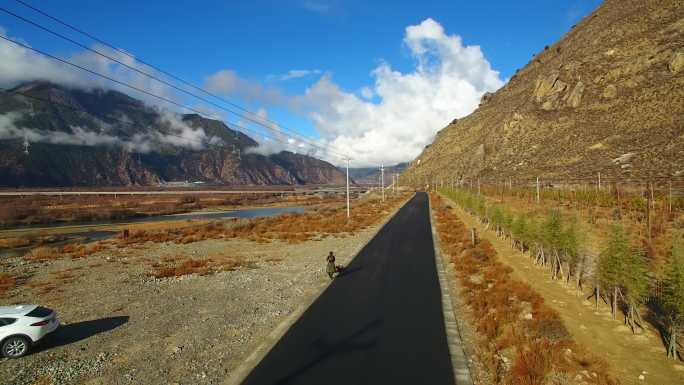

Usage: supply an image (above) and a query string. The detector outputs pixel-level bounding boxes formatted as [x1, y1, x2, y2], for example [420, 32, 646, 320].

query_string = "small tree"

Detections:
[598, 225, 630, 319]
[541, 210, 565, 279]
[489, 205, 503, 236]
[561, 216, 584, 288]
[621, 246, 649, 333]
[511, 215, 528, 252]
[662, 238, 684, 359]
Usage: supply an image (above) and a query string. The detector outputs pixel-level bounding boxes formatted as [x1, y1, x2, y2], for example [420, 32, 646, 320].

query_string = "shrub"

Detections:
[25, 246, 61, 262]
[0, 273, 16, 296]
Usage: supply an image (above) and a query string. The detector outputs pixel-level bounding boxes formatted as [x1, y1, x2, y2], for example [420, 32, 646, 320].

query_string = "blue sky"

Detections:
[0, 0, 602, 166]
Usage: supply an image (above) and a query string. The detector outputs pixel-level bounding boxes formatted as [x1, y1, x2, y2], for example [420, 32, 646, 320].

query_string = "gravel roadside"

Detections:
[0, 198, 406, 385]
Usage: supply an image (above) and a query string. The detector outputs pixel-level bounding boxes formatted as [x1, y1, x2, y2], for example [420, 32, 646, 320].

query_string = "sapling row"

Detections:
[439, 187, 684, 359]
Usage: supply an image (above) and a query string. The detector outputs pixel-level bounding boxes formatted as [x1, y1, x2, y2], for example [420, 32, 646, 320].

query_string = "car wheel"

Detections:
[2, 336, 30, 358]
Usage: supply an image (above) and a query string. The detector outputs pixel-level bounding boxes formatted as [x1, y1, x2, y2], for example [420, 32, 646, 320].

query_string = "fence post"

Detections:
[536, 177, 540, 203]
[471, 228, 478, 246]
[667, 180, 672, 213]
[646, 182, 652, 242]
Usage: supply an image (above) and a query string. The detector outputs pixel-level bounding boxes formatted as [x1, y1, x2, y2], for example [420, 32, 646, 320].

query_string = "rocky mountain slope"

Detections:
[404, 0, 684, 184]
[347, 163, 408, 185]
[0, 82, 346, 187]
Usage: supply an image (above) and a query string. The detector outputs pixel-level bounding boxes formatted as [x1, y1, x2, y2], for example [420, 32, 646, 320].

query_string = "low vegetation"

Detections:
[0, 192, 341, 228]
[0, 273, 16, 296]
[116, 193, 408, 246]
[440, 186, 684, 360]
[147, 256, 248, 278]
[431, 193, 617, 384]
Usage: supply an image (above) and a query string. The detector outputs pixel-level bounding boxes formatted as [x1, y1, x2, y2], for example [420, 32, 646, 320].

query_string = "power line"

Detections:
[0, 6, 347, 159]
[0, 35, 346, 161]
[7, 0, 351, 159]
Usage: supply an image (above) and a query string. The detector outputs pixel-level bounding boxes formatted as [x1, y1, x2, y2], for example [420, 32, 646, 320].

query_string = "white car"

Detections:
[0, 305, 59, 358]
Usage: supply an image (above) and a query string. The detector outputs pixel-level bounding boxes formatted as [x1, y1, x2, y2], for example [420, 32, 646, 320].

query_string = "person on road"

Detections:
[326, 251, 336, 279]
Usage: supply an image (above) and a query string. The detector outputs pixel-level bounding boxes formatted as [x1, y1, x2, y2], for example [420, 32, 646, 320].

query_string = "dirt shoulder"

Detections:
[0, 195, 407, 385]
[440, 193, 684, 385]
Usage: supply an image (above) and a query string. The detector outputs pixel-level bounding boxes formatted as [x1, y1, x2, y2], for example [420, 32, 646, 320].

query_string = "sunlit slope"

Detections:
[405, 0, 684, 183]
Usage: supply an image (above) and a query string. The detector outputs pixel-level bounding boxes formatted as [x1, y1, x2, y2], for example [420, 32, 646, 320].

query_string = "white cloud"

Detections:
[300, 0, 339, 14]
[245, 107, 322, 157]
[0, 107, 223, 153]
[0, 28, 179, 106]
[204, 69, 284, 104]
[360, 86, 374, 100]
[295, 18, 503, 167]
[279, 69, 322, 81]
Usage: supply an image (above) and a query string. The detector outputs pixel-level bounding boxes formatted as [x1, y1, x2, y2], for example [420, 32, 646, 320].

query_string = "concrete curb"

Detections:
[224, 194, 412, 385]
[427, 193, 474, 385]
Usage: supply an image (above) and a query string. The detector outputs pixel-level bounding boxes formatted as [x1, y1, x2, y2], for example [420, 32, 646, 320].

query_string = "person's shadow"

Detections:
[32, 316, 129, 354]
[337, 266, 362, 278]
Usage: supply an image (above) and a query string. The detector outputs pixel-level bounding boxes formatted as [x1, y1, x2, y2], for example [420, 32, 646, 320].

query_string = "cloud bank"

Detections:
[0, 28, 178, 105]
[203, 18, 504, 166]
[0, 27, 225, 153]
[294, 18, 504, 167]
[0, 108, 222, 153]
[0, 18, 503, 166]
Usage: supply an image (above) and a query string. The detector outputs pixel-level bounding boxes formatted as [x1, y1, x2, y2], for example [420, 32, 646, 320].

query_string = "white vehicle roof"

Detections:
[0, 305, 38, 316]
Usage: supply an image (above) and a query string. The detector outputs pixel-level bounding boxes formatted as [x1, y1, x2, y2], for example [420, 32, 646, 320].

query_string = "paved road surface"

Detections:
[241, 192, 455, 385]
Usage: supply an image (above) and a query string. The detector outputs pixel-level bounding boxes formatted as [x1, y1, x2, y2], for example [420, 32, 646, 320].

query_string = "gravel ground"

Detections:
[0, 221, 390, 385]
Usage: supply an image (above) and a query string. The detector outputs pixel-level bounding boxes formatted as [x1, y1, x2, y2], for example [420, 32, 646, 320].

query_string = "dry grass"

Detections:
[0, 237, 31, 249]
[430, 193, 618, 385]
[24, 246, 61, 262]
[29, 376, 53, 385]
[147, 255, 247, 278]
[0, 273, 16, 296]
[117, 193, 409, 247]
[26, 280, 58, 295]
[0, 192, 342, 228]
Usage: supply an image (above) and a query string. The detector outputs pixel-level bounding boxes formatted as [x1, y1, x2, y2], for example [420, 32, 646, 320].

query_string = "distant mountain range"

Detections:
[346, 163, 408, 185]
[0, 82, 346, 187]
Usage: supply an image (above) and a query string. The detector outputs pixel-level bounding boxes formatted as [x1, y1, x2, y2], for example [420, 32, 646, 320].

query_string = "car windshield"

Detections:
[25, 306, 53, 318]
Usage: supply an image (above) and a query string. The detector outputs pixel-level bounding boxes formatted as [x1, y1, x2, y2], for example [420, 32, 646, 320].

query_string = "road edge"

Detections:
[427, 192, 475, 385]
[224, 193, 413, 385]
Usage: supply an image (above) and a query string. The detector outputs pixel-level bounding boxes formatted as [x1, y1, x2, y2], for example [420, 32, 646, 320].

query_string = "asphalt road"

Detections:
[241, 192, 455, 385]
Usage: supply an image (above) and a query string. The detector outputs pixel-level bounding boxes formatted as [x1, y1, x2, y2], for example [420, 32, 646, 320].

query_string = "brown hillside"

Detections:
[404, 0, 684, 184]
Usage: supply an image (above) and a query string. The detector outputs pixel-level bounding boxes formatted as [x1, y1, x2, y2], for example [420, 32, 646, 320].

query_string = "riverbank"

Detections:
[0, 191, 342, 230]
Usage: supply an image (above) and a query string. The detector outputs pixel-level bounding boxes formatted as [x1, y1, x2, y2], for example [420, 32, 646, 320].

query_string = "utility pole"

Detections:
[381, 164, 385, 202]
[346, 158, 350, 219]
[23, 136, 29, 155]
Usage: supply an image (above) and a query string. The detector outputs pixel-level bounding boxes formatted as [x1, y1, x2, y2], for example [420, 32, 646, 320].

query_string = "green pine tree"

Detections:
[598, 224, 630, 319]
[662, 238, 684, 359]
[542, 210, 564, 278]
[621, 246, 649, 333]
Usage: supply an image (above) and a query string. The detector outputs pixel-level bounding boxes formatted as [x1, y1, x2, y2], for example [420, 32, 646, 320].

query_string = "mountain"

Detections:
[0, 82, 346, 187]
[347, 163, 408, 185]
[404, 0, 684, 184]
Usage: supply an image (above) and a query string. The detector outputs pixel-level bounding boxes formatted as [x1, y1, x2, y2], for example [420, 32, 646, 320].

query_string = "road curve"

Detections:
[240, 192, 456, 385]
